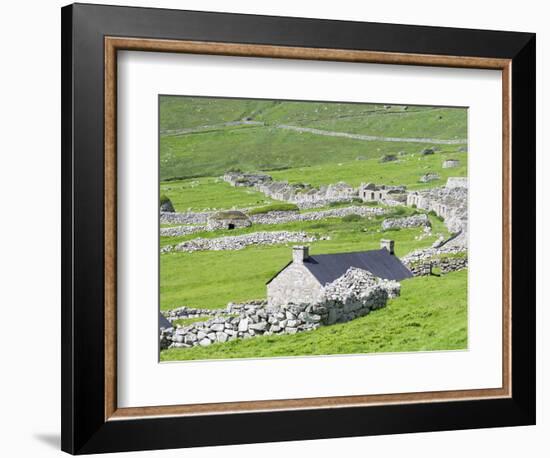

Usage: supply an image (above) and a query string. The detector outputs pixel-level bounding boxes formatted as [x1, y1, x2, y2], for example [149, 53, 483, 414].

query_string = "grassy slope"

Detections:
[160, 211, 448, 310]
[271, 151, 467, 189]
[161, 269, 467, 361]
[159, 96, 467, 181]
[160, 176, 273, 212]
[307, 107, 467, 139]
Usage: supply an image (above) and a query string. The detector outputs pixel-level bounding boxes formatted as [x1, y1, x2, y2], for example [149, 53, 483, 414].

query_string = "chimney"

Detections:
[292, 246, 309, 264]
[380, 239, 395, 255]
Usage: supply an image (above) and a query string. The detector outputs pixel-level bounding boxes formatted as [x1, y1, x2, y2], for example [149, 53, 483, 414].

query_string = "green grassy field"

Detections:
[160, 176, 273, 212]
[160, 96, 467, 181]
[161, 269, 467, 360]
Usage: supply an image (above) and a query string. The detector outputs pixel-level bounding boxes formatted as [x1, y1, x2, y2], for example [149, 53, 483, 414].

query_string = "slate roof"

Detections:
[264, 248, 411, 287]
[303, 249, 413, 285]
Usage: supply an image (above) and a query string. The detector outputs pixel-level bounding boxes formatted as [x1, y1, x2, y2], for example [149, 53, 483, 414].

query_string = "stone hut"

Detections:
[442, 159, 460, 169]
[206, 210, 252, 230]
[266, 241, 412, 307]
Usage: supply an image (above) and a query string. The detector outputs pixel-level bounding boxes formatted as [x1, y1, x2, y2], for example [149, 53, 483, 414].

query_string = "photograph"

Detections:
[158, 96, 469, 361]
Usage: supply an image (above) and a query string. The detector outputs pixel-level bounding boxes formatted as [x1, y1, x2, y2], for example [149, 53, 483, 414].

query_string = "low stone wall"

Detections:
[160, 206, 385, 238]
[160, 268, 400, 350]
[162, 231, 321, 253]
[160, 211, 211, 225]
[249, 205, 385, 225]
[381, 213, 430, 231]
[160, 225, 206, 237]
[402, 246, 467, 276]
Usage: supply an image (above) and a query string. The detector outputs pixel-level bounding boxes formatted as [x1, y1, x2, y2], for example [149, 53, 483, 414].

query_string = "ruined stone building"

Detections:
[406, 177, 467, 234]
[358, 183, 407, 205]
[206, 210, 252, 230]
[266, 241, 412, 307]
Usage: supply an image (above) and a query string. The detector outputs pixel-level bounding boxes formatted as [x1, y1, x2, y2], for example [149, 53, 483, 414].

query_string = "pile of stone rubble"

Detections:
[160, 267, 400, 350]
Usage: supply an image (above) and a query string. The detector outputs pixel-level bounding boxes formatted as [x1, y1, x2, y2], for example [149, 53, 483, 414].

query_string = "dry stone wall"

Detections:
[161, 231, 321, 253]
[381, 213, 430, 231]
[160, 211, 211, 225]
[401, 246, 467, 276]
[160, 268, 400, 350]
[249, 205, 385, 225]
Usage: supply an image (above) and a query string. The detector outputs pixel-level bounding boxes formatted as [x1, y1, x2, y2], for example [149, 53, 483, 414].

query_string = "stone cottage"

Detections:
[206, 210, 252, 230]
[266, 241, 412, 307]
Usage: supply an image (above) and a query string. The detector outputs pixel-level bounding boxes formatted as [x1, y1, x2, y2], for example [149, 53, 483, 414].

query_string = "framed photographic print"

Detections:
[61, 3, 536, 454]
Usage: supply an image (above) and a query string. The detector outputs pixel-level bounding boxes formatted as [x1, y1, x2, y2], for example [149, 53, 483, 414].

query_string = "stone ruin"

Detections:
[358, 182, 407, 205]
[401, 246, 467, 276]
[419, 172, 440, 183]
[406, 178, 467, 234]
[222, 170, 413, 209]
[206, 210, 251, 230]
[160, 267, 400, 350]
[445, 177, 468, 188]
[442, 159, 460, 169]
[223, 171, 272, 187]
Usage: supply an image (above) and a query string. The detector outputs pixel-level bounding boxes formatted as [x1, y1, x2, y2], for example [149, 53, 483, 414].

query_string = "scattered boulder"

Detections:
[419, 173, 440, 183]
[380, 154, 398, 163]
[421, 147, 435, 156]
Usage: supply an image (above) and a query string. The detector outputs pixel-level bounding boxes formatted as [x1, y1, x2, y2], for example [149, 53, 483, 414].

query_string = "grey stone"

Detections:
[249, 322, 267, 332]
[216, 332, 228, 343]
[238, 318, 249, 332]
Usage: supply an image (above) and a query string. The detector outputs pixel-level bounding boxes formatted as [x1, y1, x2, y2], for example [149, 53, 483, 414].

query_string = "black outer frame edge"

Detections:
[509, 35, 536, 423]
[61, 3, 536, 454]
[61, 4, 75, 455]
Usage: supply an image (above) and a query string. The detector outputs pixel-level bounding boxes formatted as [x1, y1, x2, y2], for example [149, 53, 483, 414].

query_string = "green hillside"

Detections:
[160, 96, 467, 181]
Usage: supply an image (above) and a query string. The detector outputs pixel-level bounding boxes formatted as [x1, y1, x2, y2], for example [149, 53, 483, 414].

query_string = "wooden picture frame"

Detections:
[61, 3, 535, 454]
